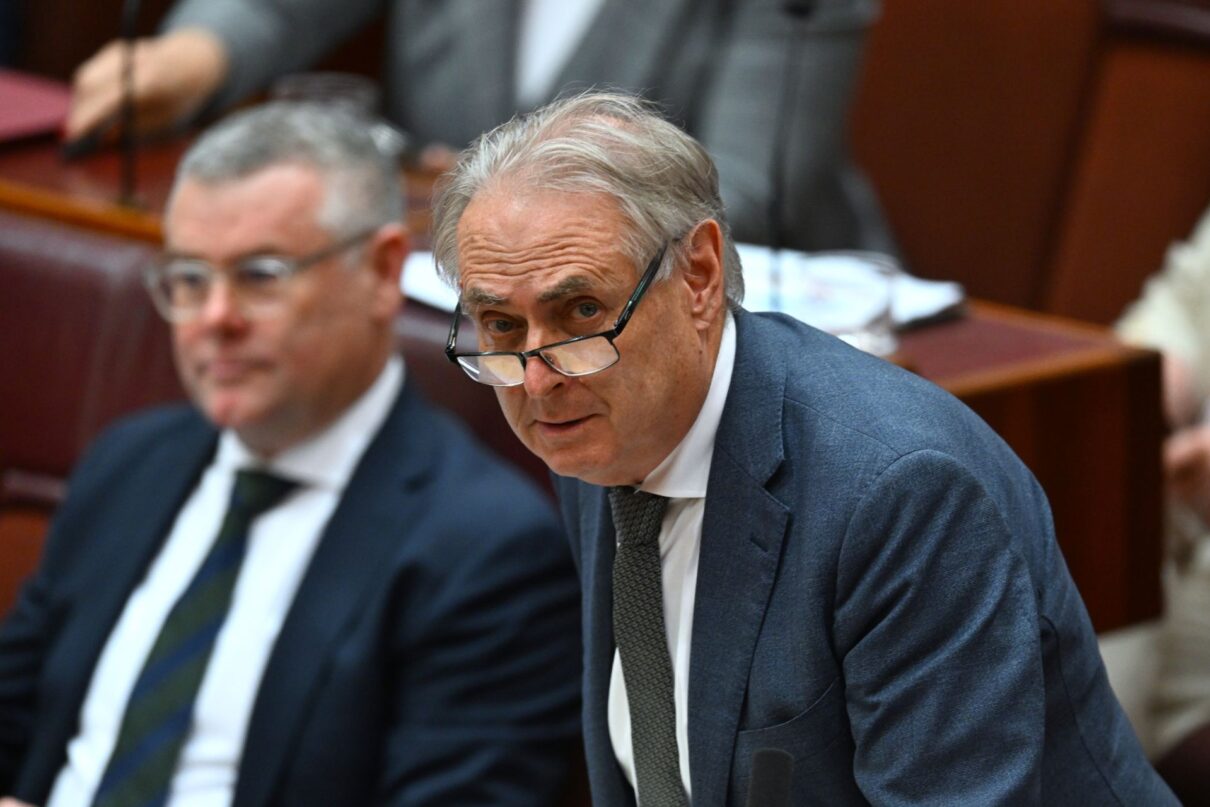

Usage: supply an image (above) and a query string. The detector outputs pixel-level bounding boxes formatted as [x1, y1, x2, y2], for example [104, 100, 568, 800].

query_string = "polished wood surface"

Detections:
[0, 137, 439, 246]
[0, 132, 1164, 631]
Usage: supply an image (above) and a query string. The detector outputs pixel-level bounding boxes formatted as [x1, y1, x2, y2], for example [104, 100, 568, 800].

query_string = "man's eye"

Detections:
[238, 259, 289, 286]
[574, 302, 601, 319]
[164, 263, 211, 293]
[484, 318, 517, 335]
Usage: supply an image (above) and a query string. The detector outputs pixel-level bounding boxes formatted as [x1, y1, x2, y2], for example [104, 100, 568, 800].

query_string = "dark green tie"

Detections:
[91, 469, 297, 807]
[609, 486, 688, 807]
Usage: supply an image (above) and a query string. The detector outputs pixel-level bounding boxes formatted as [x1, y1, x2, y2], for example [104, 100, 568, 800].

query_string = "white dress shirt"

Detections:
[608, 314, 736, 802]
[47, 358, 404, 807]
[516, 0, 605, 108]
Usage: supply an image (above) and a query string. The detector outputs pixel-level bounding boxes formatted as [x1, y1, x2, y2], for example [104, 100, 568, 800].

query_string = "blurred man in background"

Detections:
[66, 0, 896, 255]
[0, 101, 580, 807]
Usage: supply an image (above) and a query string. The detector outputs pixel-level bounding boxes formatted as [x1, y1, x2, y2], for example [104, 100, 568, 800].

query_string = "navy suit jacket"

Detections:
[0, 381, 581, 806]
[558, 309, 1175, 805]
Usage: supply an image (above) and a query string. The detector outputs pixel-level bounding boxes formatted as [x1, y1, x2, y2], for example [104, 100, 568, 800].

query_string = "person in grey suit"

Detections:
[0, 102, 580, 807]
[429, 90, 1175, 805]
[66, 0, 894, 254]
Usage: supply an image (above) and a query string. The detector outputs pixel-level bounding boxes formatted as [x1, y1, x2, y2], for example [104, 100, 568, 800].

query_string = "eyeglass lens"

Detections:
[151, 258, 294, 320]
[457, 336, 621, 386]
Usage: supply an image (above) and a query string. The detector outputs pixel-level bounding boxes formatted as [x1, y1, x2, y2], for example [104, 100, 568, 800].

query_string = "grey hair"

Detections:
[431, 91, 744, 303]
[172, 100, 403, 237]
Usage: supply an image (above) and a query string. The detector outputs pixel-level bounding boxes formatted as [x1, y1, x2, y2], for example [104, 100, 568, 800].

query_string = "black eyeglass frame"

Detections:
[444, 245, 669, 385]
[143, 226, 380, 323]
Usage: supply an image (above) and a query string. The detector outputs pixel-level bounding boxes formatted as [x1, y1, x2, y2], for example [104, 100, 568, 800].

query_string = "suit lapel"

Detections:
[24, 412, 215, 799]
[688, 310, 791, 800]
[233, 385, 432, 807]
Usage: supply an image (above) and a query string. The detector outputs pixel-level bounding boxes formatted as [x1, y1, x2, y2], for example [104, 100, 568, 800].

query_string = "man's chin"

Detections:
[533, 445, 631, 486]
[198, 392, 262, 431]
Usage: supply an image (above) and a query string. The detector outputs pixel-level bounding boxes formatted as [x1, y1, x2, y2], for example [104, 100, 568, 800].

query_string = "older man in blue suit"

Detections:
[431, 91, 1175, 805]
[0, 102, 580, 807]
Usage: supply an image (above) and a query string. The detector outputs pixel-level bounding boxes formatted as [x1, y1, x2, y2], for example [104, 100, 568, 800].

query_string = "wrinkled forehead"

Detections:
[455, 187, 637, 302]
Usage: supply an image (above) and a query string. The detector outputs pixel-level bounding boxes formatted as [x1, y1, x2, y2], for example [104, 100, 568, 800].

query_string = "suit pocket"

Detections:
[735, 677, 846, 759]
[731, 679, 862, 804]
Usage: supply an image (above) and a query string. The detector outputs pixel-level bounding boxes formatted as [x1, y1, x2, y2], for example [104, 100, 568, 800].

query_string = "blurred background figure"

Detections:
[64, 0, 897, 255]
[1117, 201, 1210, 806]
[0, 101, 581, 807]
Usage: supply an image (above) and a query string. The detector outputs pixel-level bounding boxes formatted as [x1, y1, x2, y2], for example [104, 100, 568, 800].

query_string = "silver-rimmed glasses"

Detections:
[445, 246, 667, 387]
[143, 227, 378, 323]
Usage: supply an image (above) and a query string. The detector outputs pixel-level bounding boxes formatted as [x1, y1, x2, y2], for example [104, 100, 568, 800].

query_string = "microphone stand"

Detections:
[767, 0, 817, 310]
[118, 0, 142, 207]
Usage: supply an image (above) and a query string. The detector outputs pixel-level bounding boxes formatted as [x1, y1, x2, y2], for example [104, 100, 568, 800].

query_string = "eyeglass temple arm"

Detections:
[612, 246, 666, 336]
[444, 301, 463, 362]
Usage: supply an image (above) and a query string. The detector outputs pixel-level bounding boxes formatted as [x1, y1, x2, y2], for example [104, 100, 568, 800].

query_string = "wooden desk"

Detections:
[0, 136, 1163, 631]
[0, 138, 438, 246]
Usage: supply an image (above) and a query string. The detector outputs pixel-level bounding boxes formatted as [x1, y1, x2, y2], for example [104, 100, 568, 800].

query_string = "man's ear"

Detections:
[368, 222, 409, 320]
[679, 219, 726, 330]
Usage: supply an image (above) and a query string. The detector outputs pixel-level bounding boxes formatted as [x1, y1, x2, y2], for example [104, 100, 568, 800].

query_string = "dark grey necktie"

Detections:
[609, 486, 688, 807]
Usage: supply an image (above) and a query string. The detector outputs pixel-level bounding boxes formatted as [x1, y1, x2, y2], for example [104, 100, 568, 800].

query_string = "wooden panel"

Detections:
[1045, 40, 1210, 323]
[851, 0, 1101, 306]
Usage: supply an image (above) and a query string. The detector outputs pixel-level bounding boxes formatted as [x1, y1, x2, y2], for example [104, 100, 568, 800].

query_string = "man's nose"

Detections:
[196, 277, 248, 329]
[522, 351, 565, 398]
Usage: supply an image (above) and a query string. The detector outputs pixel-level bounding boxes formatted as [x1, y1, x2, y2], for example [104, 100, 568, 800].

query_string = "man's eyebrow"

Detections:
[537, 276, 593, 303]
[461, 287, 507, 307]
[162, 244, 288, 262]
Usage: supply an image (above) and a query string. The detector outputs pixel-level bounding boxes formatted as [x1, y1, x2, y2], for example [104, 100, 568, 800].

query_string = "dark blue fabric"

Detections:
[0, 382, 582, 806]
[560, 307, 1175, 805]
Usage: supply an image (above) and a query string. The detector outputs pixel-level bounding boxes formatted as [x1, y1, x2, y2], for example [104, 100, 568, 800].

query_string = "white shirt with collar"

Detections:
[608, 312, 737, 802]
[47, 357, 404, 807]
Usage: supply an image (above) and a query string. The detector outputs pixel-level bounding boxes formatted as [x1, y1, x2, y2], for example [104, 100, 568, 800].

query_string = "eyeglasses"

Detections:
[445, 246, 668, 387]
[143, 227, 378, 323]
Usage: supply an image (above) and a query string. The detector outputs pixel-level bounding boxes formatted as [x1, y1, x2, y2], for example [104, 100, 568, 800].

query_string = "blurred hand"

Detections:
[0, 798, 37, 806]
[1165, 423, 1210, 523]
[65, 27, 229, 143]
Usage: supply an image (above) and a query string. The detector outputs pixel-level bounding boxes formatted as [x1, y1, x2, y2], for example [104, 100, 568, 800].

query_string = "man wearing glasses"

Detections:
[432, 92, 1175, 805]
[0, 102, 580, 807]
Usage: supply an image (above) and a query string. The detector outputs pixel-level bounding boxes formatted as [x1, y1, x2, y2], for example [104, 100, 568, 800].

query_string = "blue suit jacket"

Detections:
[0, 381, 582, 806]
[558, 309, 1175, 805]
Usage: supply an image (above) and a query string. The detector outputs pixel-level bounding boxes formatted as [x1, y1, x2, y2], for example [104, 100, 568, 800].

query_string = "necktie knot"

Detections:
[230, 469, 298, 522]
[608, 486, 667, 547]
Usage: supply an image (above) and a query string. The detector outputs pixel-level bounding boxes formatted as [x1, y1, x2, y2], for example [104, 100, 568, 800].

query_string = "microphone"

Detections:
[745, 748, 795, 807]
[118, 0, 142, 206]
[766, 0, 818, 309]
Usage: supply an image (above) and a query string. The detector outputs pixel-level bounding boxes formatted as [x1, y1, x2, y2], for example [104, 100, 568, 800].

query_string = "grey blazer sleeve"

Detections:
[162, 0, 386, 112]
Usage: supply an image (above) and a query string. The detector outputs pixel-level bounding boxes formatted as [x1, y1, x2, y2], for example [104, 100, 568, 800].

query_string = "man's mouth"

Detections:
[535, 415, 592, 434]
[203, 357, 258, 383]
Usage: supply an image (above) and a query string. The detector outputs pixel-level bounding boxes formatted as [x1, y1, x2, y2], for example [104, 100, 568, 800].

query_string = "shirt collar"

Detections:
[640, 312, 736, 499]
[215, 356, 405, 491]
